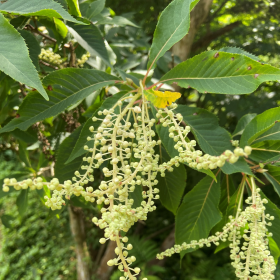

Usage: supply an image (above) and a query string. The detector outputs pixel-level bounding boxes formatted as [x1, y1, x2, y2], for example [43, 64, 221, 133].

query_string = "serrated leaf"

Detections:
[19, 30, 41, 69]
[174, 105, 252, 175]
[0, 69, 119, 133]
[176, 174, 222, 259]
[0, 13, 48, 100]
[219, 47, 260, 61]
[240, 107, 280, 147]
[66, 0, 81, 17]
[16, 189, 29, 217]
[80, 0, 105, 20]
[232, 113, 257, 137]
[66, 92, 128, 163]
[55, 127, 84, 182]
[157, 146, 187, 214]
[160, 51, 280, 94]
[260, 192, 280, 250]
[147, 0, 198, 70]
[264, 165, 280, 198]
[144, 89, 181, 108]
[0, 0, 83, 24]
[67, 23, 111, 66]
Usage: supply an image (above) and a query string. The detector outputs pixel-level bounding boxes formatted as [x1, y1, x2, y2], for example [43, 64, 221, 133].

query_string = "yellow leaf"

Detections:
[144, 89, 181, 108]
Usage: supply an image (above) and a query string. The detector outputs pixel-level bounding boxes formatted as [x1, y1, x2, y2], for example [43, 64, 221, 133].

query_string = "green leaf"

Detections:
[260, 192, 280, 250]
[147, 0, 198, 70]
[219, 47, 260, 61]
[1, 214, 14, 228]
[67, 23, 111, 66]
[252, 122, 280, 144]
[175, 174, 222, 259]
[55, 127, 84, 182]
[66, 0, 81, 16]
[19, 30, 41, 69]
[250, 140, 280, 163]
[269, 237, 280, 264]
[66, 92, 128, 163]
[53, 18, 68, 38]
[0, 69, 119, 133]
[216, 181, 244, 231]
[153, 116, 216, 181]
[160, 51, 280, 94]
[174, 105, 252, 175]
[0, 0, 83, 24]
[80, 0, 106, 20]
[0, 13, 48, 100]
[18, 140, 32, 168]
[232, 113, 257, 137]
[16, 189, 29, 217]
[10, 15, 29, 29]
[96, 16, 138, 27]
[157, 146, 187, 214]
[240, 107, 280, 147]
[218, 175, 236, 215]
[264, 165, 280, 198]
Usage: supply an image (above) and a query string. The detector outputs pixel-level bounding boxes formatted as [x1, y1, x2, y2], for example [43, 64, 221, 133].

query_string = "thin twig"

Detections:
[39, 60, 58, 70]
[25, 24, 57, 43]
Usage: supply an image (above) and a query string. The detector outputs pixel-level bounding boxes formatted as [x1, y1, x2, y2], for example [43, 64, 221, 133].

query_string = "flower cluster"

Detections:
[2, 89, 257, 280]
[155, 105, 252, 172]
[77, 52, 90, 67]
[157, 177, 276, 280]
[39, 48, 63, 65]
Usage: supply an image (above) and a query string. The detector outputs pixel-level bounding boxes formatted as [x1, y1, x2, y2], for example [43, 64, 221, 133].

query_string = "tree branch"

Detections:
[191, 21, 241, 51]
[25, 24, 57, 43]
[39, 60, 59, 70]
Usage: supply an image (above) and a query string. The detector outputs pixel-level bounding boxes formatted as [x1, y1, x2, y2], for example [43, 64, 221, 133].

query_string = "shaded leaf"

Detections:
[55, 127, 83, 182]
[16, 189, 29, 217]
[147, 0, 198, 69]
[160, 51, 280, 95]
[80, 0, 105, 20]
[260, 192, 280, 250]
[0, 0, 83, 24]
[252, 122, 280, 144]
[174, 105, 252, 175]
[232, 113, 257, 137]
[240, 107, 280, 147]
[67, 23, 111, 66]
[0, 69, 119, 133]
[176, 174, 222, 259]
[96, 16, 138, 27]
[157, 146, 187, 214]
[19, 30, 41, 69]
[264, 165, 280, 198]
[66, 92, 128, 163]
[250, 140, 280, 163]
[1, 215, 14, 228]
[0, 13, 48, 99]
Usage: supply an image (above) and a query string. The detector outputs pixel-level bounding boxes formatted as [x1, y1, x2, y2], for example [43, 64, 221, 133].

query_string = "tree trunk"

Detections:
[69, 206, 91, 280]
[172, 0, 213, 61]
[96, 240, 116, 280]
